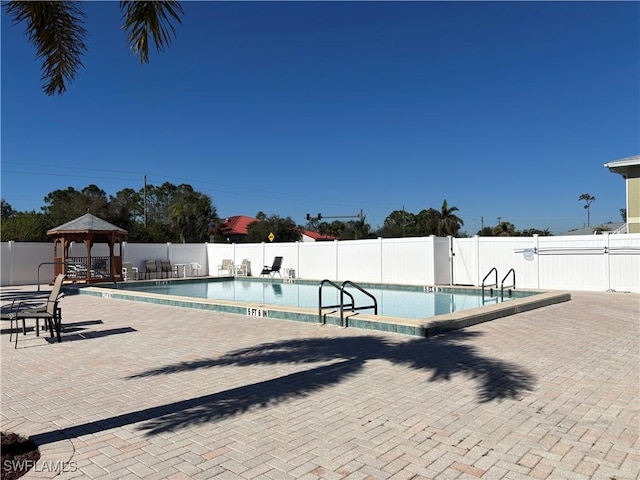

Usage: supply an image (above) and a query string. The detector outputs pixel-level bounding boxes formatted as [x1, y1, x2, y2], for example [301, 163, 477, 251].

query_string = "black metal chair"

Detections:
[260, 256, 283, 277]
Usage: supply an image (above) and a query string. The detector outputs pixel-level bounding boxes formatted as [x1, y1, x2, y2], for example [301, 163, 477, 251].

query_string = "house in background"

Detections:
[218, 215, 336, 242]
[604, 154, 640, 234]
[218, 216, 258, 243]
[301, 231, 336, 242]
[564, 222, 626, 236]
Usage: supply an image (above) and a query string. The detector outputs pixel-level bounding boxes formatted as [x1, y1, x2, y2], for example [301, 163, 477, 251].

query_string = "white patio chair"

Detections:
[122, 262, 139, 281]
[233, 259, 251, 277]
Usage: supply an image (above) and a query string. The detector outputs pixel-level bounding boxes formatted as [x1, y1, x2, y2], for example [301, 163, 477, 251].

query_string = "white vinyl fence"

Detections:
[451, 234, 640, 292]
[2, 234, 639, 293]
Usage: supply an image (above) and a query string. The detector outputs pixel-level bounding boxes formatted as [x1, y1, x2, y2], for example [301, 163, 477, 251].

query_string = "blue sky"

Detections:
[2, 1, 638, 234]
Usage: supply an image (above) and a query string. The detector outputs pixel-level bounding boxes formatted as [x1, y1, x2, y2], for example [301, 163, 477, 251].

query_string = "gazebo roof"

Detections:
[47, 213, 127, 235]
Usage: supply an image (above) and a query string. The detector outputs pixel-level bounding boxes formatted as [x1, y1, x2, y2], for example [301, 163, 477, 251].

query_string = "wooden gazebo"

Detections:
[47, 213, 127, 284]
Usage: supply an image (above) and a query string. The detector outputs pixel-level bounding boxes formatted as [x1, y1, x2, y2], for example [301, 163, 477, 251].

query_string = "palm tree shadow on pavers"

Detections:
[129, 332, 536, 435]
[28, 332, 535, 444]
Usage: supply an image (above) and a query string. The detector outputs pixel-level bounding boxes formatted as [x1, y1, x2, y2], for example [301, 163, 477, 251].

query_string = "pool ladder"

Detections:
[318, 279, 378, 328]
[482, 267, 516, 303]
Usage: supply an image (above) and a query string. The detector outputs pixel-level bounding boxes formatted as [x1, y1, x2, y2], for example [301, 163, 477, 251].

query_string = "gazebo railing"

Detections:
[66, 256, 111, 279]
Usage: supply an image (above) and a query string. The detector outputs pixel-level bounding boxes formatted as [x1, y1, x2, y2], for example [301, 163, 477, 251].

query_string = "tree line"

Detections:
[1, 183, 217, 243]
[0, 183, 554, 243]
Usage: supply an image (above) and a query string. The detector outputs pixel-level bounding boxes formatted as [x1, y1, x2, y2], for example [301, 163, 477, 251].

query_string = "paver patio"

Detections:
[1, 286, 638, 479]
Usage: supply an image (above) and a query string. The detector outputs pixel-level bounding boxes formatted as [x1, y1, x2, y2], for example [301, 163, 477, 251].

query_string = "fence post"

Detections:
[474, 235, 480, 286]
[448, 236, 454, 286]
[296, 241, 300, 280]
[8, 240, 14, 287]
[604, 232, 611, 291]
[203, 242, 210, 276]
[533, 234, 540, 289]
[378, 237, 384, 283]
[334, 239, 339, 281]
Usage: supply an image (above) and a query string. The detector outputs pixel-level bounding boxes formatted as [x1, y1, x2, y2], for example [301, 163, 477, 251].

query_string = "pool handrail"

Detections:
[340, 281, 378, 328]
[318, 279, 354, 325]
[501, 268, 516, 300]
[481, 267, 498, 301]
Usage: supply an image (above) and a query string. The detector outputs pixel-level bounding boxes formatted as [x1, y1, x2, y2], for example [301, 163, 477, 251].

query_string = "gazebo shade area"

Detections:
[47, 213, 127, 284]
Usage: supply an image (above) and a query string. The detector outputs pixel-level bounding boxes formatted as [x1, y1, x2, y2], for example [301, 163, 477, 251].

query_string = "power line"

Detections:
[2, 164, 398, 211]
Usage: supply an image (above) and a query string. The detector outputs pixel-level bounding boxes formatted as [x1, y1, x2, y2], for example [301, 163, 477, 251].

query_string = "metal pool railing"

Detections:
[318, 279, 378, 328]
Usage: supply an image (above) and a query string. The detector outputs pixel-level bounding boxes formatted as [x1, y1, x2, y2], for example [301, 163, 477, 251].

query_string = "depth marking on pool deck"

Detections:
[247, 307, 268, 317]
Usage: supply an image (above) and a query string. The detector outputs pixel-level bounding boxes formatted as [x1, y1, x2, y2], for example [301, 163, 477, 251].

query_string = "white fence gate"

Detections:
[452, 234, 640, 292]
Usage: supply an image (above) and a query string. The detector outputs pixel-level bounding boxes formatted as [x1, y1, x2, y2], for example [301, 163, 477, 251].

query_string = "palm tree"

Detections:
[351, 215, 371, 240]
[434, 199, 464, 237]
[492, 221, 516, 237]
[578, 193, 596, 227]
[4, 1, 184, 95]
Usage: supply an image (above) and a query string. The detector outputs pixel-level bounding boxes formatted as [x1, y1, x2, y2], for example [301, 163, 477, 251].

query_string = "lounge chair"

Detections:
[122, 262, 138, 281]
[160, 260, 176, 278]
[66, 263, 91, 279]
[218, 259, 233, 276]
[233, 259, 251, 277]
[260, 256, 283, 277]
[142, 260, 159, 279]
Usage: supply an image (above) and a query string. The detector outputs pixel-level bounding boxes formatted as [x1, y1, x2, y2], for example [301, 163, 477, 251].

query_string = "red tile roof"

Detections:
[303, 230, 336, 241]
[219, 217, 336, 241]
[219, 216, 258, 235]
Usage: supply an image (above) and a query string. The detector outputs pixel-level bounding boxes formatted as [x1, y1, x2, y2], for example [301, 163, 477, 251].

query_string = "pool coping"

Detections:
[66, 278, 571, 337]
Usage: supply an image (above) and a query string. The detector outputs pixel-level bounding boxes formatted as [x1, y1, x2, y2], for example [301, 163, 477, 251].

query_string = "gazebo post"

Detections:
[85, 238, 92, 281]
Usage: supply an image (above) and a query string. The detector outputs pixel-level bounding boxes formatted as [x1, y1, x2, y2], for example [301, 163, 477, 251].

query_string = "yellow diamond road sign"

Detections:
[268, 232, 275, 242]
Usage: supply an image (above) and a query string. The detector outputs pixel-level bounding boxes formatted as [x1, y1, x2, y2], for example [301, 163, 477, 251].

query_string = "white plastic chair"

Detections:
[190, 262, 202, 276]
[122, 262, 139, 281]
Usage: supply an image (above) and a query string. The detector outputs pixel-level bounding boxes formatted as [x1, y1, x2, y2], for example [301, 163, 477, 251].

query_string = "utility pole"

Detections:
[401, 205, 414, 237]
[144, 175, 147, 227]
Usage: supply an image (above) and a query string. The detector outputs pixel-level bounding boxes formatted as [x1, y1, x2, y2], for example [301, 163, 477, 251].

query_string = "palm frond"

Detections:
[120, 1, 183, 64]
[5, 1, 87, 96]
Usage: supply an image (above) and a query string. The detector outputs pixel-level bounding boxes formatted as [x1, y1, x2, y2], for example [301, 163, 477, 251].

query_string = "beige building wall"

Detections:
[605, 156, 640, 234]
[628, 166, 640, 233]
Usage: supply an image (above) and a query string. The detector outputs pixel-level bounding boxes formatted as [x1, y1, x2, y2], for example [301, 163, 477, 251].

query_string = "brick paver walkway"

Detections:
[1, 287, 638, 479]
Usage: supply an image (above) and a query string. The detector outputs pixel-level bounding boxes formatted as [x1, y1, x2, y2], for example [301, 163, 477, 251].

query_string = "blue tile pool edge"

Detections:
[65, 281, 571, 337]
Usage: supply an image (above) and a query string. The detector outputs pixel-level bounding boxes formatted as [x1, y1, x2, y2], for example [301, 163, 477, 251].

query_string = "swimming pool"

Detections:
[102, 278, 534, 319]
[76, 277, 571, 337]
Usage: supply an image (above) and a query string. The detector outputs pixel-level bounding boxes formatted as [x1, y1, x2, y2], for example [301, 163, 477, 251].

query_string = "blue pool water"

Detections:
[109, 279, 533, 320]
